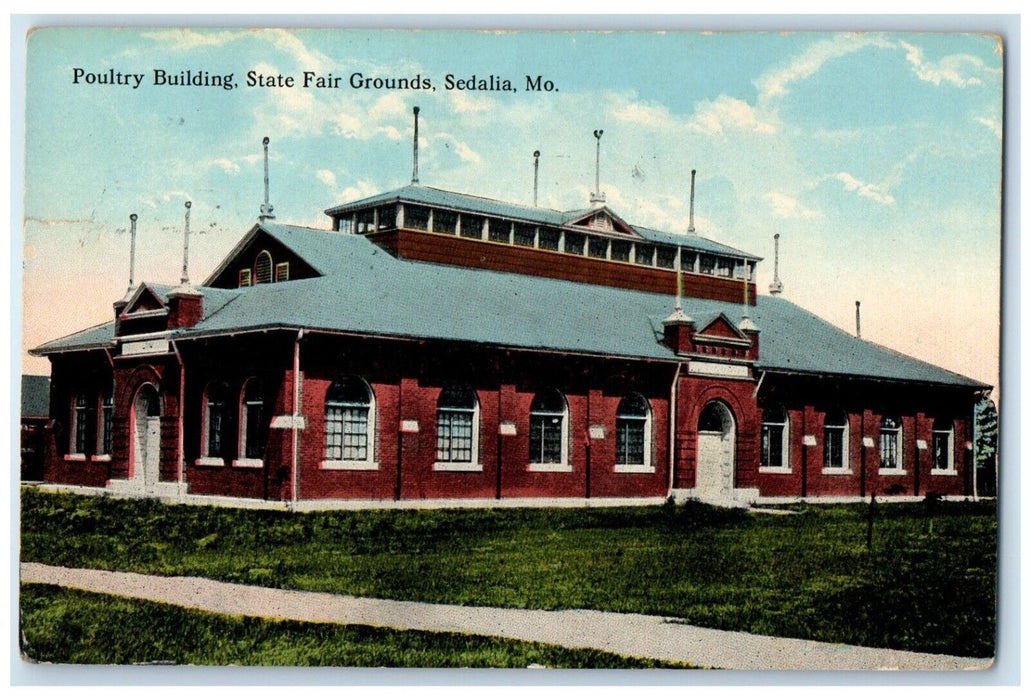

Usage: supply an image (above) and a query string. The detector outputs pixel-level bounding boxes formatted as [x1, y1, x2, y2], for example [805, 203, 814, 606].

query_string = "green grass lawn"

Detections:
[19, 488, 997, 658]
[20, 584, 687, 667]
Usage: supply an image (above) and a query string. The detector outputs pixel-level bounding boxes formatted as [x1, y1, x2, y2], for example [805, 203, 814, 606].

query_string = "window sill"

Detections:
[433, 462, 484, 472]
[195, 457, 225, 467]
[614, 464, 656, 474]
[758, 466, 792, 474]
[930, 469, 959, 476]
[822, 467, 852, 476]
[64, 453, 87, 462]
[878, 468, 907, 476]
[232, 458, 264, 468]
[321, 460, 380, 471]
[528, 463, 573, 473]
[91, 454, 112, 463]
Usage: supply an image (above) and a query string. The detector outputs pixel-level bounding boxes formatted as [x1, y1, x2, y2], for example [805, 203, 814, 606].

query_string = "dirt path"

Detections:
[20, 562, 991, 671]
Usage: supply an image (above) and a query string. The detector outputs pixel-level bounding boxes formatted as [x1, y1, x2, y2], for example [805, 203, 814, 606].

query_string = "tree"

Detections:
[975, 397, 998, 496]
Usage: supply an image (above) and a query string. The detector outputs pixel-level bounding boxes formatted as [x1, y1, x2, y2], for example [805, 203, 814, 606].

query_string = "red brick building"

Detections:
[31, 179, 989, 506]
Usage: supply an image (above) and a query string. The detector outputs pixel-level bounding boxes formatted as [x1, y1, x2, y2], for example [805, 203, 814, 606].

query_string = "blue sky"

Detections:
[21, 28, 1002, 390]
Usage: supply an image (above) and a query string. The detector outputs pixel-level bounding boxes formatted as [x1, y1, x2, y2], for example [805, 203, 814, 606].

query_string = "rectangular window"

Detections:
[376, 205, 396, 231]
[488, 219, 511, 243]
[933, 430, 953, 471]
[538, 228, 561, 251]
[244, 400, 265, 460]
[655, 246, 676, 269]
[880, 429, 901, 470]
[404, 205, 430, 230]
[762, 424, 785, 468]
[564, 232, 585, 255]
[275, 262, 290, 282]
[588, 237, 608, 259]
[100, 394, 113, 455]
[238, 269, 252, 287]
[437, 409, 474, 463]
[326, 406, 369, 461]
[617, 419, 646, 465]
[610, 241, 631, 262]
[700, 254, 715, 275]
[682, 252, 697, 271]
[513, 223, 535, 247]
[530, 415, 564, 464]
[355, 209, 376, 234]
[72, 394, 89, 454]
[716, 257, 733, 277]
[824, 426, 845, 469]
[337, 218, 354, 234]
[461, 215, 485, 239]
[635, 244, 654, 266]
[432, 209, 457, 234]
[207, 398, 227, 458]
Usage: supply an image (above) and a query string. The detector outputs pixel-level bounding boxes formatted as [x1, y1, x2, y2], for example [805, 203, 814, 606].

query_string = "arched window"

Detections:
[435, 386, 479, 468]
[932, 418, 955, 473]
[239, 379, 267, 462]
[529, 389, 568, 467]
[254, 250, 273, 284]
[202, 381, 230, 461]
[616, 393, 652, 469]
[761, 405, 790, 471]
[324, 377, 376, 468]
[879, 415, 903, 472]
[823, 409, 850, 472]
[698, 402, 728, 433]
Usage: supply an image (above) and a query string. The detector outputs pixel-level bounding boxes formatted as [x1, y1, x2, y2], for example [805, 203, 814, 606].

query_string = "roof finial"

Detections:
[180, 201, 192, 286]
[259, 137, 275, 222]
[128, 213, 138, 290]
[533, 150, 541, 207]
[769, 233, 784, 295]
[688, 169, 697, 234]
[855, 300, 862, 338]
[590, 129, 605, 207]
[412, 106, 420, 184]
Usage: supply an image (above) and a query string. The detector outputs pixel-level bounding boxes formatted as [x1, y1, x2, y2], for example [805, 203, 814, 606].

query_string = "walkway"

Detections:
[20, 563, 991, 671]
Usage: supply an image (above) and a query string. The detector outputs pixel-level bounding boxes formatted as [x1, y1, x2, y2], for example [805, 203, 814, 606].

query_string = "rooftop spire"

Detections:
[855, 300, 862, 338]
[769, 233, 784, 295]
[533, 150, 541, 207]
[259, 137, 275, 222]
[180, 200, 192, 286]
[589, 129, 605, 207]
[127, 213, 138, 290]
[688, 169, 697, 233]
[412, 106, 420, 184]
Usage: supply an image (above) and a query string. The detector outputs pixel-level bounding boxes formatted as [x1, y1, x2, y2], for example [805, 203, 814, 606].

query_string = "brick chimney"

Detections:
[662, 308, 695, 355]
[167, 287, 204, 329]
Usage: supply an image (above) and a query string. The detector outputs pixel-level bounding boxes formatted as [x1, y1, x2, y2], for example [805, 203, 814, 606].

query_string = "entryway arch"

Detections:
[696, 400, 736, 502]
[132, 383, 162, 491]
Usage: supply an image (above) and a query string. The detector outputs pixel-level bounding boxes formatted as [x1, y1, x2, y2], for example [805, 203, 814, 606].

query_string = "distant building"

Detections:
[30, 132, 990, 506]
[20, 375, 51, 481]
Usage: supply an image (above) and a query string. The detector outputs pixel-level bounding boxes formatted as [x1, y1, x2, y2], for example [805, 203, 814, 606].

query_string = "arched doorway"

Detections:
[696, 400, 736, 502]
[132, 384, 162, 490]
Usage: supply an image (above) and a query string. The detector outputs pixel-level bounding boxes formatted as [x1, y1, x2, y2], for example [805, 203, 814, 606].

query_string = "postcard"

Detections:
[17, 26, 1002, 674]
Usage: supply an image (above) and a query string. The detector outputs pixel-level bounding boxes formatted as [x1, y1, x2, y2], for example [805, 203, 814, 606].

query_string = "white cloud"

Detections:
[369, 94, 408, 121]
[142, 29, 246, 51]
[764, 191, 822, 220]
[756, 34, 892, 105]
[899, 40, 993, 87]
[612, 99, 676, 130]
[338, 180, 380, 203]
[687, 95, 775, 135]
[976, 116, 1003, 139]
[316, 169, 337, 188]
[834, 172, 896, 205]
[448, 92, 496, 114]
[209, 158, 241, 175]
[266, 29, 330, 73]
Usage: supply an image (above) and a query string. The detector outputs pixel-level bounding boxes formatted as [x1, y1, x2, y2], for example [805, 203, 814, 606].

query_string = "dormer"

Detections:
[115, 284, 170, 337]
[205, 224, 322, 289]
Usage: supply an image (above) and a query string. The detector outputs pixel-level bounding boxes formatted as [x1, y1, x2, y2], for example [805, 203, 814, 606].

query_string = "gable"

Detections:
[206, 228, 321, 289]
[697, 315, 746, 341]
[123, 286, 167, 314]
[566, 208, 636, 236]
